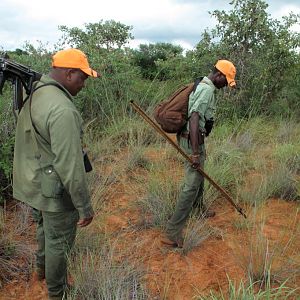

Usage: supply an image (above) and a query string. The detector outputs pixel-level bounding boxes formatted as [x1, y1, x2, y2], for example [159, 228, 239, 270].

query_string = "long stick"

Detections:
[130, 101, 247, 219]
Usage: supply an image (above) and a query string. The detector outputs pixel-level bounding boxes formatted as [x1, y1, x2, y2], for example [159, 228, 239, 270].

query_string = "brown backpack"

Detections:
[153, 77, 203, 133]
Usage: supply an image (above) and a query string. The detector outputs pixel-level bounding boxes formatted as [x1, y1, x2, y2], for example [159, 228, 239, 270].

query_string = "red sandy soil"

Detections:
[1, 150, 299, 300]
[1, 198, 299, 300]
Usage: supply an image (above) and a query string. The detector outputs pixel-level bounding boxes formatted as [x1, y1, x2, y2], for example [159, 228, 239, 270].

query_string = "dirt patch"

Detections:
[1, 169, 299, 299]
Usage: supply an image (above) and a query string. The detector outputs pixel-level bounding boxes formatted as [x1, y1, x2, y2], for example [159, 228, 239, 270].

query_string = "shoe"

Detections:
[161, 237, 183, 248]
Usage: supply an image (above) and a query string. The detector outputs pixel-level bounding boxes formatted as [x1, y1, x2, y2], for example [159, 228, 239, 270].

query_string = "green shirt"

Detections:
[187, 76, 216, 132]
[13, 75, 94, 219]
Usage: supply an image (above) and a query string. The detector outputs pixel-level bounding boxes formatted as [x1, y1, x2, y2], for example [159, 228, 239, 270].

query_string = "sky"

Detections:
[1, 0, 299, 51]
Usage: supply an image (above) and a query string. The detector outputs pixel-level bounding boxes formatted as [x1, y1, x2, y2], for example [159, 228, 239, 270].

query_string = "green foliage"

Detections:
[191, 0, 300, 118]
[0, 89, 15, 203]
[59, 20, 133, 50]
[132, 42, 184, 80]
[55, 22, 145, 123]
[74, 49, 141, 122]
[0, 137, 14, 201]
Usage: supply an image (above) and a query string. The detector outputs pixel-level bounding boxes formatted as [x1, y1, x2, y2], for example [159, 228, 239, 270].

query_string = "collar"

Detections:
[202, 76, 216, 91]
[40, 74, 73, 100]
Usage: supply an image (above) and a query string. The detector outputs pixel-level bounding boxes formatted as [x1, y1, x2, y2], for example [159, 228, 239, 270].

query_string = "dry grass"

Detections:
[0, 204, 34, 288]
[232, 210, 300, 291]
[68, 236, 148, 299]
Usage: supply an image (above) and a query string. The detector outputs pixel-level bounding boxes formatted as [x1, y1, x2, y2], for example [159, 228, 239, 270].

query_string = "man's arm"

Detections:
[188, 84, 214, 168]
[48, 107, 94, 224]
[189, 112, 201, 169]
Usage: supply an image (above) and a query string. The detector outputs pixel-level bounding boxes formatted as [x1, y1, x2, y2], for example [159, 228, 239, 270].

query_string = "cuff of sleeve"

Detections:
[78, 205, 94, 219]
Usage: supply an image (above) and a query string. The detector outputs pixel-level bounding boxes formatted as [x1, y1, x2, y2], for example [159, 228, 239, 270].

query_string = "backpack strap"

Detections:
[192, 77, 204, 93]
[28, 82, 70, 145]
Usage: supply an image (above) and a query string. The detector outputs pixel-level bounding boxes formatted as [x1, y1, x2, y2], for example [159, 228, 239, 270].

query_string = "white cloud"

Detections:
[270, 4, 300, 18]
[0, 0, 299, 51]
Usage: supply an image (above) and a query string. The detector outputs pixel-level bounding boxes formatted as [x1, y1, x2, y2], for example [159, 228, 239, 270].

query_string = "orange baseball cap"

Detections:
[52, 48, 98, 77]
[215, 60, 236, 87]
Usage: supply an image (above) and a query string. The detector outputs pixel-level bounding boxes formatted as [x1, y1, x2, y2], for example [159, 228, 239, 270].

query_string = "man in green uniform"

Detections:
[162, 60, 236, 248]
[13, 48, 98, 299]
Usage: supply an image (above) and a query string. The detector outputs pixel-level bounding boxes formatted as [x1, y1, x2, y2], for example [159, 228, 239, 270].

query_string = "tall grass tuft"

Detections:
[239, 162, 299, 207]
[231, 220, 273, 287]
[267, 164, 299, 201]
[126, 146, 151, 173]
[195, 276, 299, 299]
[137, 162, 181, 229]
[232, 211, 300, 291]
[272, 143, 300, 175]
[181, 216, 214, 255]
[0, 206, 34, 287]
[204, 141, 246, 206]
[238, 174, 272, 207]
[93, 117, 163, 154]
[68, 237, 148, 299]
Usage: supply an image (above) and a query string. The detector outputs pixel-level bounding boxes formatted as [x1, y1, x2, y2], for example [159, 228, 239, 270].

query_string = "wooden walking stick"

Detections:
[130, 101, 247, 219]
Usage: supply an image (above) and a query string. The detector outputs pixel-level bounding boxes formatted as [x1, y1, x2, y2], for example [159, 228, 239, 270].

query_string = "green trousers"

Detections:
[32, 208, 79, 298]
[166, 136, 205, 241]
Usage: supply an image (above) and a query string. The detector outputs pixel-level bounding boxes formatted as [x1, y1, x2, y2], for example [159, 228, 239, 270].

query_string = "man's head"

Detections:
[50, 48, 98, 96]
[210, 60, 236, 89]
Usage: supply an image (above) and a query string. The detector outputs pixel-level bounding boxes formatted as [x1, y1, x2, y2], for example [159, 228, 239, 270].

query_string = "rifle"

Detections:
[130, 101, 247, 219]
[0, 56, 42, 113]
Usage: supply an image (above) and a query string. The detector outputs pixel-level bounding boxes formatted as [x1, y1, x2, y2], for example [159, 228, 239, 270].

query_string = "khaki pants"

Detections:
[166, 136, 205, 241]
[32, 208, 79, 298]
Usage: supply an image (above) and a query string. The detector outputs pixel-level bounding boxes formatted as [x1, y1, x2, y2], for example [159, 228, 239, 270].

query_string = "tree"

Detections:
[58, 20, 133, 51]
[132, 42, 183, 80]
[191, 0, 300, 117]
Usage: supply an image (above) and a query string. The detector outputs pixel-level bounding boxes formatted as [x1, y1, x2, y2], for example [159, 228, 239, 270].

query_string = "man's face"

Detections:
[65, 69, 89, 96]
[214, 72, 228, 89]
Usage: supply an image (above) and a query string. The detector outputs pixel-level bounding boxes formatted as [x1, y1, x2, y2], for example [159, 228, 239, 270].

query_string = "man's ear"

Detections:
[65, 68, 74, 81]
[216, 71, 223, 79]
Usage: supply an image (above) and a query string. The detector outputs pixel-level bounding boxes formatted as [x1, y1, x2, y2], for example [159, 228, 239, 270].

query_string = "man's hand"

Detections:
[77, 216, 93, 227]
[191, 154, 200, 169]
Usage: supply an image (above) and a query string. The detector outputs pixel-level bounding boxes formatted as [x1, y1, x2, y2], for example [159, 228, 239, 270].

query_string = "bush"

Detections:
[0, 137, 14, 204]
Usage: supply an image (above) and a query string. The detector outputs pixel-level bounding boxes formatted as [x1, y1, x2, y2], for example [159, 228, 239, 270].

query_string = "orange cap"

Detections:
[52, 48, 98, 77]
[215, 60, 236, 87]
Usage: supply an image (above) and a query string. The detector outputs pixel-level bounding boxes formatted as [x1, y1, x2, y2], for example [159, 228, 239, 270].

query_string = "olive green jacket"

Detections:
[13, 75, 94, 219]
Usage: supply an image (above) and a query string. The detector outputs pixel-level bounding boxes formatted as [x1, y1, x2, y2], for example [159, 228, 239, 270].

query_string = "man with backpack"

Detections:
[13, 48, 97, 299]
[161, 59, 236, 248]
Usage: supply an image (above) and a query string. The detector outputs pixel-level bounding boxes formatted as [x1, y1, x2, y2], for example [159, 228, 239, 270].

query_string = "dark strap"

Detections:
[180, 132, 190, 139]
[192, 77, 204, 93]
[28, 82, 70, 145]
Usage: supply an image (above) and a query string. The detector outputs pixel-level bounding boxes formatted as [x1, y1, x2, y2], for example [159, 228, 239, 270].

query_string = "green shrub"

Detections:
[0, 137, 14, 203]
